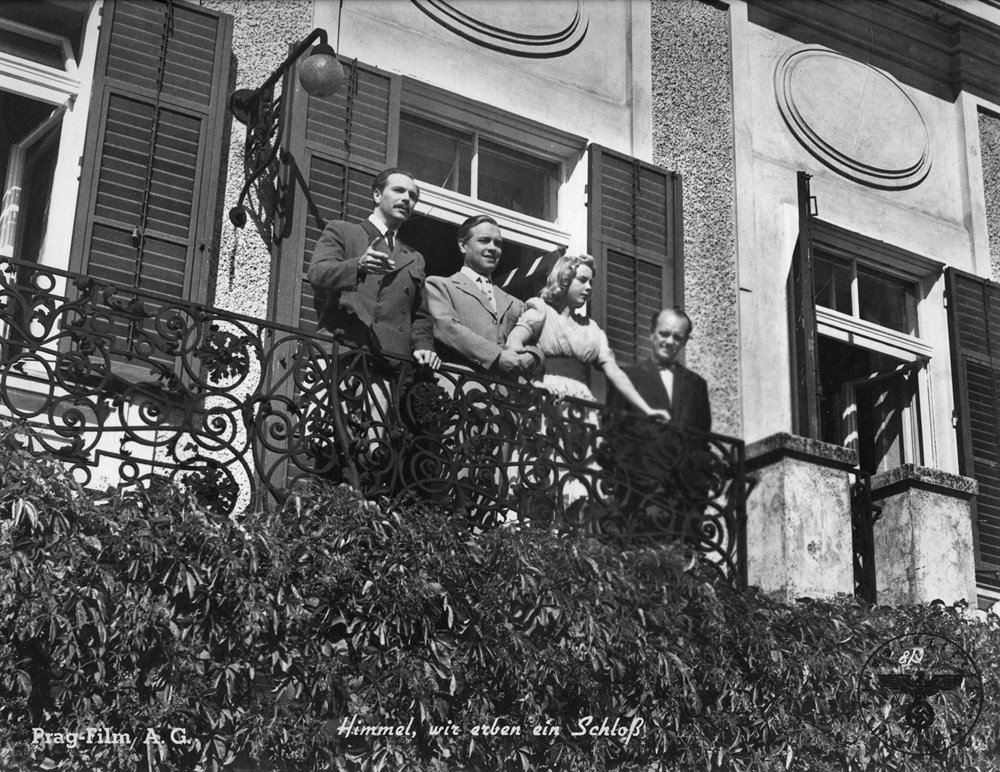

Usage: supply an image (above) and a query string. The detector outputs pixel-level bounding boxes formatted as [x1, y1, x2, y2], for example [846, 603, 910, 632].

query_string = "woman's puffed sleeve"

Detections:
[594, 324, 616, 368]
[512, 297, 548, 343]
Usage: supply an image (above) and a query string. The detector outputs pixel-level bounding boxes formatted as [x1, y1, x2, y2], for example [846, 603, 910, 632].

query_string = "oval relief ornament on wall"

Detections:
[775, 45, 931, 190]
[411, 0, 588, 58]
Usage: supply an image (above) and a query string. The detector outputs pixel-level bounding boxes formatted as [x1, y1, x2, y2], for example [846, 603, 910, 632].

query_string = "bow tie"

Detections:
[658, 362, 679, 372]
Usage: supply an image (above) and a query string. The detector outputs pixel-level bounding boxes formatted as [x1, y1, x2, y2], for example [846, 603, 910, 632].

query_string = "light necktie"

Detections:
[478, 276, 497, 312]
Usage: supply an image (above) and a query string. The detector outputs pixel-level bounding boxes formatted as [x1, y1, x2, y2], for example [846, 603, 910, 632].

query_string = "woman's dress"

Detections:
[519, 298, 615, 401]
[514, 298, 617, 513]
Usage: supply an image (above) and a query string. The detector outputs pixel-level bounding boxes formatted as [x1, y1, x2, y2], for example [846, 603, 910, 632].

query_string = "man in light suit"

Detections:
[425, 214, 540, 375]
[308, 167, 439, 369]
[425, 215, 540, 523]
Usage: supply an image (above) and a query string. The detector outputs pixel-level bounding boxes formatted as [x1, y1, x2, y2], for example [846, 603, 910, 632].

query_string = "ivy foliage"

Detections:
[0, 426, 997, 771]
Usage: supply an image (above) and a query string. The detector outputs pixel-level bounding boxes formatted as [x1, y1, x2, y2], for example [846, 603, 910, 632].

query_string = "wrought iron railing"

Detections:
[0, 256, 749, 583]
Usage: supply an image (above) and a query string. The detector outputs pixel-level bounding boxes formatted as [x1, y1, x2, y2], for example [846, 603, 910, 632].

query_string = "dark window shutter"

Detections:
[587, 144, 682, 365]
[946, 267, 1000, 578]
[788, 171, 821, 438]
[269, 58, 400, 328]
[71, 0, 232, 303]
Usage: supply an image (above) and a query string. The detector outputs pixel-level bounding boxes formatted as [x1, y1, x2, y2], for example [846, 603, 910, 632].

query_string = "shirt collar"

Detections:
[367, 214, 390, 239]
[461, 265, 492, 285]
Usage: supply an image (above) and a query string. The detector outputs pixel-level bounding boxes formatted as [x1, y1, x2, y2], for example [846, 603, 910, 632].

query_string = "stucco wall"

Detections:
[980, 109, 1000, 282]
[201, 0, 313, 319]
[649, 0, 741, 438]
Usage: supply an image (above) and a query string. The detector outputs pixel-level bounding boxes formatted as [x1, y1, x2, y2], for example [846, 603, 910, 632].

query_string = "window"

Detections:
[789, 174, 938, 476]
[396, 77, 577, 287]
[812, 248, 928, 473]
[0, 1, 88, 264]
[398, 113, 558, 222]
[815, 251, 919, 335]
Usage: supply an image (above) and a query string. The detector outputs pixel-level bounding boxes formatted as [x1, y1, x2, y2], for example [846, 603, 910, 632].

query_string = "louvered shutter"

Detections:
[587, 145, 682, 365]
[788, 171, 821, 438]
[72, 0, 230, 301]
[269, 58, 400, 328]
[946, 268, 1000, 579]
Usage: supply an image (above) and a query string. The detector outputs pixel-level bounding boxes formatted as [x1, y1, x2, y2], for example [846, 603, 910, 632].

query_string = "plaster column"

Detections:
[869, 465, 978, 606]
[746, 433, 857, 601]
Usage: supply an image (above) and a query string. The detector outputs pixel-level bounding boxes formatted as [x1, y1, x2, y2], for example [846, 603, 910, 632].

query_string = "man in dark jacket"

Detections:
[308, 167, 439, 370]
[306, 168, 439, 486]
[607, 307, 713, 540]
[609, 308, 710, 433]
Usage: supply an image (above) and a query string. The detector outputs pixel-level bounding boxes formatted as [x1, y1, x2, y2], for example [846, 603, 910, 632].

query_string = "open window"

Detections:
[0, 1, 88, 265]
[789, 172, 938, 475]
[396, 79, 579, 287]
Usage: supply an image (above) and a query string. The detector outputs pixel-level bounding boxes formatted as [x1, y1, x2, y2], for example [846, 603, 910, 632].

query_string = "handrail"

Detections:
[0, 255, 749, 584]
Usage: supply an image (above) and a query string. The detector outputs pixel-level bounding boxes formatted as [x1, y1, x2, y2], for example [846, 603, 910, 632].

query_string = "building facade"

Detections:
[2, 0, 999, 606]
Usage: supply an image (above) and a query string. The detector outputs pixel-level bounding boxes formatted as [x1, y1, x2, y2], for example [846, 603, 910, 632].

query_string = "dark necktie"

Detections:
[385, 231, 395, 253]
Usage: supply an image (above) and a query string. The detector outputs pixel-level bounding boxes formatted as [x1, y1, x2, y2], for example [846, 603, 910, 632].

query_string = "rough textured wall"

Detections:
[980, 109, 1000, 282]
[650, 0, 740, 437]
[201, 0, 313, 318]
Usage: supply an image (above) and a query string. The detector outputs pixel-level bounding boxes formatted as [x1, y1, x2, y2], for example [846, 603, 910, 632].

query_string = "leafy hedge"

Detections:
[0, 426, 998, 771]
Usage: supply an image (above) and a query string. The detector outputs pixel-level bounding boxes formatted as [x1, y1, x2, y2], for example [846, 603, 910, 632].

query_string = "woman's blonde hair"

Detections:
[540, 253, 596, 304]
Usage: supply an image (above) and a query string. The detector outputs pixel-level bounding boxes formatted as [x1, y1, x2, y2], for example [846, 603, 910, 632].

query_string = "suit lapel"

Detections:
[671, 365, 690, 421]
[454, 272, 496, 316]
[493, 286, 514, 319]
[641, 359, 670, 410]
[359, 220, 415, 274]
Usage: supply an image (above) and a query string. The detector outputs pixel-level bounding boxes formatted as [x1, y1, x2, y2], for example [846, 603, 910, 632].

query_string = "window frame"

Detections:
[0, 4, 90, 264]
[809, 218, 940, 471]
[399, 76, 584, 256]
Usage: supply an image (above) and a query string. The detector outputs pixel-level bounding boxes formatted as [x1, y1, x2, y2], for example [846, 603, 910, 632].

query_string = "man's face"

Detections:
[373, 173, 419, 229]
[460, 222, 503, 277]
[650, 310, 691, 367]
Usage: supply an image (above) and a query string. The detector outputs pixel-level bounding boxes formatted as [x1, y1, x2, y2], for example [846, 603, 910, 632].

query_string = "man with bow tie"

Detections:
[607, 307, 713, 541]
[610, 308, 711, 433]
[308, 167, 440, 370]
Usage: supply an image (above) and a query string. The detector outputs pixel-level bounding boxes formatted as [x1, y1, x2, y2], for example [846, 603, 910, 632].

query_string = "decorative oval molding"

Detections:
[411, 0, 588, 59]
[775, 46, 931, 190]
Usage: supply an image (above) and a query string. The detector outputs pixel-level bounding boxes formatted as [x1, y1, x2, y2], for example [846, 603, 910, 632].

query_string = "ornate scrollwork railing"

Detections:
[0, 256, 748, 584]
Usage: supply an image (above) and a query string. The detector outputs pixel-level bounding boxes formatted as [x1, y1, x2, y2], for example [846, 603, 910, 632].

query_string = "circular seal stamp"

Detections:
[857, 632, 983, 756]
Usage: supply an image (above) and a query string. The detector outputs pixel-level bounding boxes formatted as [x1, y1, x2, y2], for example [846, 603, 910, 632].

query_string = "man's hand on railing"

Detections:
[495, 349, 527, 374]
[413, 348, 441, 371]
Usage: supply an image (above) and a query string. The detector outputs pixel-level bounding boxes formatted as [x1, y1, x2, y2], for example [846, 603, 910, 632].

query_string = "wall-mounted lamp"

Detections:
[228, 28, 346, 231]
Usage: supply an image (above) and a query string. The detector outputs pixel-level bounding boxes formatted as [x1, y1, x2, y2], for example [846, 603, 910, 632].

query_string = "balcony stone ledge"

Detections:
[745, 432, 857, 602]
[869, 464, 977, 607]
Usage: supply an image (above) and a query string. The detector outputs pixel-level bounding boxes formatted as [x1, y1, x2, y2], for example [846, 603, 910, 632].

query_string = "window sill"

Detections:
[816, 306, 933, 360]
[414, 183, 570, 252]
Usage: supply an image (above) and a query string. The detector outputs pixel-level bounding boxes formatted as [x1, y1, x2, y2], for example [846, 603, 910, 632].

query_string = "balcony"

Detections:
[0, 255, 750, 584]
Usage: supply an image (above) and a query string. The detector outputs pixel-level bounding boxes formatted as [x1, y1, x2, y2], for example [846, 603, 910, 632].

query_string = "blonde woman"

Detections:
[506, 254, 670, 421]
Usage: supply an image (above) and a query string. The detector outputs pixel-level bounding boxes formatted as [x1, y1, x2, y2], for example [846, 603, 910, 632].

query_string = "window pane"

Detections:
[813, 252, 852, 315]
[398, 113, 471, 195]
[858, 266, 917, 335]
[478, 139, 555, 221]
[817, 336, 920, 475]
[0, 29, 65, 70]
